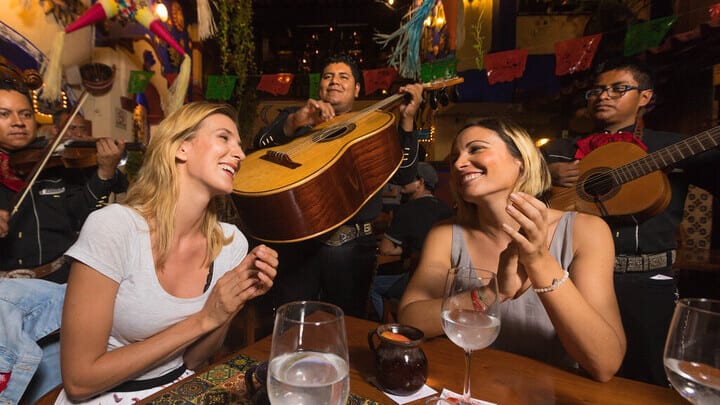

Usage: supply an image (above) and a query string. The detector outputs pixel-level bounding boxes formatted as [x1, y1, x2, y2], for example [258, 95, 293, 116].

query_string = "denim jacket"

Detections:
[0, 278, 65, 405]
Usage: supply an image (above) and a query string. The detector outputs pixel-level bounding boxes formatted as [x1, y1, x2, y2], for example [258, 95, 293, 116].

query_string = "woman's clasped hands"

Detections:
[497, 192, 553, 299]
[202, 244, 278, 329]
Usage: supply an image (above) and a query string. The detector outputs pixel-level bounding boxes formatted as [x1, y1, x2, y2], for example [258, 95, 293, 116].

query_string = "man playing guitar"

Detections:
[252, 53, 424, 319]
[542, 59, 720, 386]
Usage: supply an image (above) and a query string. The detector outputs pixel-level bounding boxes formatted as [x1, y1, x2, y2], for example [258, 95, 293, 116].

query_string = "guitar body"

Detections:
[232, 110, 401, 243]
[548, 142, 671, 218]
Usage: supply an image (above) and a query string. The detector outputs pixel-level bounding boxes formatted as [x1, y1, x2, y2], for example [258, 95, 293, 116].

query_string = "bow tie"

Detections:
[574, 131, 647, 159]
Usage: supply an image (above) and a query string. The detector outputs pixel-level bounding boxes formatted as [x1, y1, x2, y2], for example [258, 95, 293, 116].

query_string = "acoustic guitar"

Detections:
[232, 77, 463, 243]
[546, 126, 720, 219]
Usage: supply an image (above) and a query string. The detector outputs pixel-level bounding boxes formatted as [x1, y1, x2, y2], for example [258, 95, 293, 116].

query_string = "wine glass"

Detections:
[663, 298, 720, 405]
[267, 301, 350, 405]
[427, 267, 500, 405]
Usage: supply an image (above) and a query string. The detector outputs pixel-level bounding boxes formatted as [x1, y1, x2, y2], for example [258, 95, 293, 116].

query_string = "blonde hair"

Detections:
[450, 118, 551, 226]
[123, 101, 239, 268]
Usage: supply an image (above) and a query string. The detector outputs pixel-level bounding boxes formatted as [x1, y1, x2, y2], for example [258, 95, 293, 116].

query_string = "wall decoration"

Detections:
[115, 107, 127, 130]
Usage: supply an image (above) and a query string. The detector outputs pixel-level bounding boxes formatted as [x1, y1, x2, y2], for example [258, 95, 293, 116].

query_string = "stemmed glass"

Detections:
[427, 267, 501, 404]
[267, 301, 350, 405]
[663, 298, 720, 405]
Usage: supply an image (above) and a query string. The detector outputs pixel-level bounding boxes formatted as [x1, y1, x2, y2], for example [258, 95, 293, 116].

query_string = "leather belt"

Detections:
[0, 256, 67, 279]
[614, 250, 676, 273]
[319, 222, 374, 247]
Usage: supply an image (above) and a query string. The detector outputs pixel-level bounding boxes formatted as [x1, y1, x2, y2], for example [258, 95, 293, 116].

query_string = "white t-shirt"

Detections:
[65, 204, 247, 380]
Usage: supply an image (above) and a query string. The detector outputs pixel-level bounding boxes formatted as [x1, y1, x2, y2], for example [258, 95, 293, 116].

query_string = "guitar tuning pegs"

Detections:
[438, 88, 449, 107]
[429, 91, 438, 110]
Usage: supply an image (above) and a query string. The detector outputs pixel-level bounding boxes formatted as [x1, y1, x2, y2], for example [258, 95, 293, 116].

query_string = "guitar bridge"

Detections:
[260, 150, 301, 169]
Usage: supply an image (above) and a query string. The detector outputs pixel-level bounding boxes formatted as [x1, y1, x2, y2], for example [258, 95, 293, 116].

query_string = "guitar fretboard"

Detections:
[611, 126, 720, 185]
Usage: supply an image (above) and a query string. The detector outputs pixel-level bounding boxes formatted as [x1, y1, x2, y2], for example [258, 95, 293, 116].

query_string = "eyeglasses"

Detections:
[584, 84, 648, 100]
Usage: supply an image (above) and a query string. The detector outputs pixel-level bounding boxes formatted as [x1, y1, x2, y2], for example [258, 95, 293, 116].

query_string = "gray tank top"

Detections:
[451, 211, 577, 371]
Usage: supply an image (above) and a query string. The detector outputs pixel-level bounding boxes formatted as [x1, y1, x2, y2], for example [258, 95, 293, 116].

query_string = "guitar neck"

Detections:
[612, 126, 720, 184]
[351, 77, 464, 123]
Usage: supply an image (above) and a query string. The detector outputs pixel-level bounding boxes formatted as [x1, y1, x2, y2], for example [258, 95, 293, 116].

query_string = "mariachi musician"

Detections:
[541, 59, 720, 386]
[0, 78, 127, 283]
[252, 53, 423, 318]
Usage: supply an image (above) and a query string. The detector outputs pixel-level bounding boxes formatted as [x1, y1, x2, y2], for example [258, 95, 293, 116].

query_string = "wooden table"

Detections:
[136, 316, 688, 405]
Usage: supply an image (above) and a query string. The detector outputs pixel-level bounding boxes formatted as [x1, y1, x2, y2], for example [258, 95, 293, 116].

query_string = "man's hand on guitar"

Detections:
[283, 99, 336, 137]
[549, 161, 580, 187]
[398, 83, 424, 132]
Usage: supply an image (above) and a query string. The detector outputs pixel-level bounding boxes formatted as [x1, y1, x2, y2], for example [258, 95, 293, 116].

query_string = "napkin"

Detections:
[382, 384, 437, 404]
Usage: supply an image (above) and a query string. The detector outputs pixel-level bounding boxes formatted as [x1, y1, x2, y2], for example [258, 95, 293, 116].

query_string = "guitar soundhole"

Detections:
[314, 123, 356, 142]
[578, 169, 618, 202]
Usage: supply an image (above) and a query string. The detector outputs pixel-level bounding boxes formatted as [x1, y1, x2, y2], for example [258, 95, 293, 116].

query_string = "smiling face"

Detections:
[177, 113, 245, 196]
[318, 62, 360, 114]
[450, 126, 523, 204]
[0, 89, 36, 151]
[588, 68, 653, 132]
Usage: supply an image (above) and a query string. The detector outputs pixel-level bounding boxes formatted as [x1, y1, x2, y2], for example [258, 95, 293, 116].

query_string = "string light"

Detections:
[154, 1, 169, 23]
[535, 137, 550, 147]
[31, 89, 67, 123]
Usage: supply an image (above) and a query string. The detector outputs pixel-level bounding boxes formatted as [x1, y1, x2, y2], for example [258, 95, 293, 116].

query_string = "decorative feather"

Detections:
[165, 54, 191, 115]
[40, 31, 65, 102]
[197, 0, 217, 40]
[374, 0, 436, 79]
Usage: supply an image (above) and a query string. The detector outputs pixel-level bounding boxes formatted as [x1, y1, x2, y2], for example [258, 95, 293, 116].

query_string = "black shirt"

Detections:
[0, 166, 128, 271]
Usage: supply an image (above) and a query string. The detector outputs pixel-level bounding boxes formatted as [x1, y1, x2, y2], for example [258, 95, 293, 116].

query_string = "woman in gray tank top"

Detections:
[398, 118, 625, 382]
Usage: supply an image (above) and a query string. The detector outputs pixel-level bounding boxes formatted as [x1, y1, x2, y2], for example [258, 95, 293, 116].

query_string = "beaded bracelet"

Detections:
[471, 288, 486, 311]
[533, 270, 569, 294]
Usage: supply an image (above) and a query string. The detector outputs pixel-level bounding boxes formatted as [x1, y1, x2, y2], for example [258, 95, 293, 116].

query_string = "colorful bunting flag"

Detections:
[205, 75, 238, 100]
[484, 49, 528, 85]
[420, 58, 458, 83]
[309, 73, 320, 100]
[624, 16, 677, 56]
[554, 34, 602, 76]
[127, 70, 154, 94]
[256, 74, 294, 96]
[363, 67, 398, 95]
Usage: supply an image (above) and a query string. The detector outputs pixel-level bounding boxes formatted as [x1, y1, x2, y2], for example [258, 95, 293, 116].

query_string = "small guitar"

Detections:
[232, 77, 464, 243]
[546, 126, 720, 218]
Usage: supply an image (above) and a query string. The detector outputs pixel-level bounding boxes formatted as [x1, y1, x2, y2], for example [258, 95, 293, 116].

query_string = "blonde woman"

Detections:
[398, 118, 625, 382]
[56, 102, 278, 404]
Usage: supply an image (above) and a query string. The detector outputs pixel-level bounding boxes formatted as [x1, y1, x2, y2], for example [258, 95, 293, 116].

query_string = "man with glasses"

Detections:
[542, 59, 720, 386]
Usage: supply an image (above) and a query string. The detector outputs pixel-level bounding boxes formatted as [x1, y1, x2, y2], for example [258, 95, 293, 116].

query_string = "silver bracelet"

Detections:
[533, 270, 569, 293]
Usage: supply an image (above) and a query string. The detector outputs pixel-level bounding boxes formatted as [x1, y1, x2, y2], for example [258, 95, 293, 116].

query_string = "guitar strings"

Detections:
[548, 127, 720, 206]
[276, 78, 458, 157]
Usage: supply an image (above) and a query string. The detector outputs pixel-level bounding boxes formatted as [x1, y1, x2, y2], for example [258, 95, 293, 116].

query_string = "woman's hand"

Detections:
[200, 244, 278, 329]
[496, 241, 527, 300]
[502, 192, 551, 268]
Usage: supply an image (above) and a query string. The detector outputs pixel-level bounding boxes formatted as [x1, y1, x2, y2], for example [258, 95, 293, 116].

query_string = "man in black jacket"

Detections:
[0, 78, 127, 282]
[542, 59, 720, 385]
[253, 54, 423, 317]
